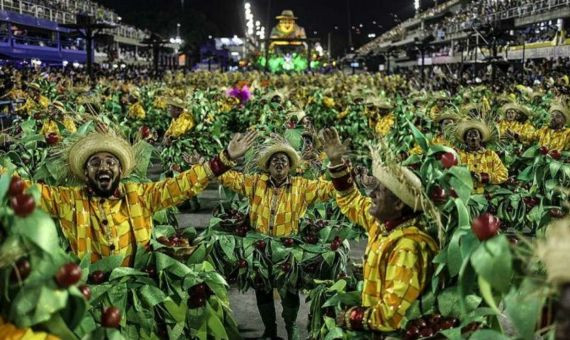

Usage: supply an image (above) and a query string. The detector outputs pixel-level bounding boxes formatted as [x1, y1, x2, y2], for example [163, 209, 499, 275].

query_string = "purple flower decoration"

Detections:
[227, 85, 251, 105]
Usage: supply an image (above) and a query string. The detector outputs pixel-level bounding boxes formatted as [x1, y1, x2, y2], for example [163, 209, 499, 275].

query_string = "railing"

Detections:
[0, 0, 146, 41]
[447, 0, 570, 34]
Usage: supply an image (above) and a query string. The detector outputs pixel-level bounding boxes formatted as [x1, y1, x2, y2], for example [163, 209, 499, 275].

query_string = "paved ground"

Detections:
[178, 185, 368, 339]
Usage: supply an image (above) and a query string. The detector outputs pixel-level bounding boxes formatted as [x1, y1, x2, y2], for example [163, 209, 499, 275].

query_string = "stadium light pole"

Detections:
[60, 15, 116, 82]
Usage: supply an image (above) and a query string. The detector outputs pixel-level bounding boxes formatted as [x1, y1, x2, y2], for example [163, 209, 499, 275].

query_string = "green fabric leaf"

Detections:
[469, 329, 510, 340]
[470, 235, 513, 293]
[90, 255, 125, 273]
[139, 284, 167, 307]
[504, 278, 545, 340]
[12, 210, 59, 255]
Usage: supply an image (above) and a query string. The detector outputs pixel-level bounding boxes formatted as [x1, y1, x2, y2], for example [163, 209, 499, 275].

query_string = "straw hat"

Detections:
[257, 141, 300, 172]
[501, 103, 532, 119]
[455, 119, 492, 143]
[68, 133, 135, 179]
[365, 96, 393, 110]
[276, 10, 297, 20]
[166, 97, 186, 109]
[372, 161, 425, 212]
[549, 101, 570, 127]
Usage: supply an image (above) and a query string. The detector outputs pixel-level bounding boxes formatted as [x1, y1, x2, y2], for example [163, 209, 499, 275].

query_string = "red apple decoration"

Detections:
[45, 132, 59, 145]
[140, 125, 151, 139]
[539, 146, 549, 155]
[55, 263, 82, 288]
[11, 258, 31, 282]
[430, 186, 448, 204]
[237, 259, 248, 269]
[101, 306, 121, 328]
[9, 176, 25, 197]
[282, 238, 294, 247]
[471, 213, 501, 241]
[256, 240, 266, 251]
[549, 150, 562, 160]
[79, 284, 92, 300]
[10, 193, 35, 217]
[281, 262, 291, 272]
[440, 152, 458, 169]
[89, 270, 107, 284]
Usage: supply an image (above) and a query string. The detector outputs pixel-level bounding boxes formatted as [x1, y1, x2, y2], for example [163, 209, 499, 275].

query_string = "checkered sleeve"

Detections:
[16, 177, 73, 217]
[366, 244, 424, 332]
[218, 170, 256, 199]
[141, 163, 211, 212]
[335, 187, 379, 233]
[302, 177, 335, 205]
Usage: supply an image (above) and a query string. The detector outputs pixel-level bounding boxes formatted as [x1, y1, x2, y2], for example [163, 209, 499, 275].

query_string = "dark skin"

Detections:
[168, 105, 184, 119]
[84, 152, 122, 197]
[505, 109, 518, 122]
[268, 152, 290, 186]
[464, 128, 483, 152]
[550, 111, 566, 130]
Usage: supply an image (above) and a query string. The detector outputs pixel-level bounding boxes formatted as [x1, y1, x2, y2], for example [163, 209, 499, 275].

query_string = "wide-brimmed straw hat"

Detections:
[454, 119, 492, 143]
[372, 162, 425, 212]
[68, 133, 135, 179]
[257, 141, 300, 172]
[166, 97, 186, 109]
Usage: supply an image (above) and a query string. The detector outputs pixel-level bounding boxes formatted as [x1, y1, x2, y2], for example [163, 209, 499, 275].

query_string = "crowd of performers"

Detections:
[0, 66, 569, 340]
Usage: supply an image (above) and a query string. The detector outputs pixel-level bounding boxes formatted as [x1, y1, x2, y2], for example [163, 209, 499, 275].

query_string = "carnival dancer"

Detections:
[366, 97, 395, 138]
[163, 97, 196, 144]
[319, 128, 438, 333]
[451, 117, 508, 191]
[498, 102, 536, 143]
[10, 127, 257, 266]
[218, 135, 336, 340]
[533, 99, 570, 151]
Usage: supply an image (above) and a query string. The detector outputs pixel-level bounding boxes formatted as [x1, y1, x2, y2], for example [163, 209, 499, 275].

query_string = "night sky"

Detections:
[95, 0, 436, 54]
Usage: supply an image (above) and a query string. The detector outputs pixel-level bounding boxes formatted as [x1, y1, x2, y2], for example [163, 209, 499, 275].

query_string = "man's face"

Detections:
[85, 152, 122, 197]
[505, 109, 518, 121]
[368, 182, 404, 221]
[550, 111, 566, 129]
[278, 18, 294, 33]
[465, 128, 482, 151]
[268, 152, 290, 181]
[168, 105, 184, 118]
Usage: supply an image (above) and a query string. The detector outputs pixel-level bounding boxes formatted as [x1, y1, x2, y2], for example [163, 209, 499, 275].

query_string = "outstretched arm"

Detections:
[142, 131, 257, 212]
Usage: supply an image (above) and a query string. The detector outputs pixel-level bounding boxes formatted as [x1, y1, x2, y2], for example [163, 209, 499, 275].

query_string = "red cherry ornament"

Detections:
[55, 263, 82, 288]
[10, 194, 35, 217]
[101, 306, 121, 328]
[45, 132, 59, 145]
[471, 213, 501, 241]
[9, 176, 25, 197]
[440, 152, 458, 169]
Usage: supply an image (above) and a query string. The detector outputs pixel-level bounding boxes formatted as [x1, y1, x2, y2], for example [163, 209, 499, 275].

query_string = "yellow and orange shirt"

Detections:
[218, 171, 334, 236]
[534, 127, 570, 151]
[498, 121, 536, 144]
[335, 187, 438, 332]
[22, 162, 219, 266]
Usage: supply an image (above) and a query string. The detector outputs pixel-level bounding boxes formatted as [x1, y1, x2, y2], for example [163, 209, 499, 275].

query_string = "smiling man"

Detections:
[218, 136, 335, 340]
[17, 129, 257, 266]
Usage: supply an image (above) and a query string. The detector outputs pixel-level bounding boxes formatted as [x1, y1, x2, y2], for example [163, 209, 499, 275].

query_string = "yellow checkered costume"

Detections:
[23, 164, 213, 266]
[534, 127, 570, 151]
[457, 149, 508, 189]
[164, 111, 195, 138]
[218, 171, 334, 236]
[498, 121, 536, 144]
[335, 188, 437, 332]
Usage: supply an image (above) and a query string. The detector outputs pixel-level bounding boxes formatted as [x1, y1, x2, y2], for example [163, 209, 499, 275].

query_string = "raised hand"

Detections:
[227, 130, 258, 161]
[319, 127, 350, 166]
